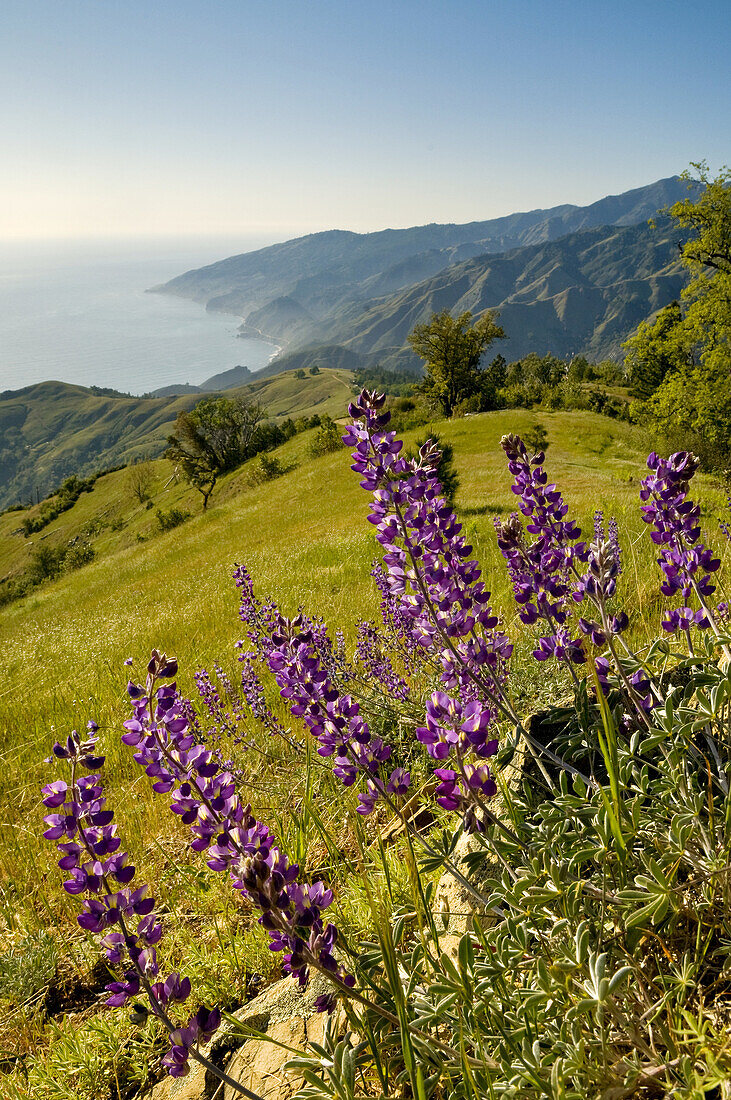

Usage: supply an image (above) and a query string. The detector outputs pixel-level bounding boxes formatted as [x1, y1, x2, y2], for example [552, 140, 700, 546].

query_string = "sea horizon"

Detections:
[0, 234, 286, 396]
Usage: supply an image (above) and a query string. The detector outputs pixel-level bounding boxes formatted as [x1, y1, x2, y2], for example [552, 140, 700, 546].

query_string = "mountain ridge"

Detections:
[152, 176, 696, 369]
[320, 218, 686, 366]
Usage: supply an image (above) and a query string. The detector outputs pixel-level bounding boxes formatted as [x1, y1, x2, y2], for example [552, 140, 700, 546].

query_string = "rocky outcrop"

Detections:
[145, 973, 332, 1100]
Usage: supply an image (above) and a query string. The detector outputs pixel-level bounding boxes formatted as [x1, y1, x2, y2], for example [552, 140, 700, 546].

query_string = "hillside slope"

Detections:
[0, 369, 354, 508]
[323, 218, 686, 366]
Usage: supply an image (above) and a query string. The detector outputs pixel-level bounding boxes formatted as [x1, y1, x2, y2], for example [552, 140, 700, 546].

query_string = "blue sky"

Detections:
[1, 0, 729, 238]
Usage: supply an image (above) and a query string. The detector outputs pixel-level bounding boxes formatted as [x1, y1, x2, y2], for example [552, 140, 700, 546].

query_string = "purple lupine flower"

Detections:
[386, 767, 411, 796]
[720, 496, 731, 543]
[591, 655, 654, 718]
[640, 452, 721, 633]
[433, 763, 496, 816]
[235, 565, 352, 687]
[250, 611, 409, 814]
[122, 651, 355, 1000]
[234, 565, 281, 659]
[495, 434, 587, 664]
[371, 563, 423, 672]
[533, 630, 585, 664]
[354, 619, 410, 702]
[608, 517, 622, 576]
[344, 391, 507, 829]
[237, 652, 289, 740]
[572, 538, 627, 647]
[42, 719, 223, 1082]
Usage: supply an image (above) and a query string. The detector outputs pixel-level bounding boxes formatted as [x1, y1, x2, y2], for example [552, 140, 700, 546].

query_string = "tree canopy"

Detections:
[407, 309, 505, 417]
[166, 395, 266, 508]
[624, 163, 731, 456]
[624, 301, 692, 401]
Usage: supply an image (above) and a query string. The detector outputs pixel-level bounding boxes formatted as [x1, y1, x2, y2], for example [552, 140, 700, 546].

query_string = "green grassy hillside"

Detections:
[0, 367, 355, 509]
[3, 408, 728, 871]
[2, 407, 729, 1096]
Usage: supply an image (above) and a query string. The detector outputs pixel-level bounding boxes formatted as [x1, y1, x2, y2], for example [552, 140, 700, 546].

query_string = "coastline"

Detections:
[237, 322, 283, 363]
[148, 288, 285, 377]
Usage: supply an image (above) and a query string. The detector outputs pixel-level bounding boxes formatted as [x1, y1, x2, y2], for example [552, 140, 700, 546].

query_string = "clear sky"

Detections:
[1, 0, 729, 240]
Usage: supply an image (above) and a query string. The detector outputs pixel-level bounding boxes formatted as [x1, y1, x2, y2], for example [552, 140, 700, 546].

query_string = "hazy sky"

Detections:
[2, 0, 729, 240]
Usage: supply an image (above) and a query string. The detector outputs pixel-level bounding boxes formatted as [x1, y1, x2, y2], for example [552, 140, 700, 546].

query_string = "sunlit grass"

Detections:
[1, 406, 729, 1095]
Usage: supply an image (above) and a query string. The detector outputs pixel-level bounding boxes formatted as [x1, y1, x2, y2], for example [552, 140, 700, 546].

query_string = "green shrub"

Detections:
[248, 452, 288, 484]
[453, 393, 482, 416]
[309, 414, 343, 457]
[155, 506, 191, 532]
[64, 542, 95, 570]
[28, 544, 67, 583]
[523, 421, 549, 454]
[0, 574, 34, 608]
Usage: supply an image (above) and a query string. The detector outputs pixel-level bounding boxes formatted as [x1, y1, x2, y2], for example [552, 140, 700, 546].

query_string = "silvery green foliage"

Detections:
[286, 635, 731, 1097]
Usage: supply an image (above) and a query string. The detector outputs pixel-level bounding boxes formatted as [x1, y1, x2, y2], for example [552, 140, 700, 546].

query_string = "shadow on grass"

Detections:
[460, 503, 506, 516]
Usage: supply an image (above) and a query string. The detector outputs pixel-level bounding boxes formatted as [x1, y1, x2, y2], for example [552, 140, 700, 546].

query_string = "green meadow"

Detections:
[2, 398, 730, 1095]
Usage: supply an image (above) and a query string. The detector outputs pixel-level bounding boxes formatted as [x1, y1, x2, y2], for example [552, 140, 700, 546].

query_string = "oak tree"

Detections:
[166, 395, 266, 509]
[407, 309, 505, 417]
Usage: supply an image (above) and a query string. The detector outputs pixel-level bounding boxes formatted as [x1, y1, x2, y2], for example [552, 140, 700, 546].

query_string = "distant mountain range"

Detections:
[154, 176, 697, 370]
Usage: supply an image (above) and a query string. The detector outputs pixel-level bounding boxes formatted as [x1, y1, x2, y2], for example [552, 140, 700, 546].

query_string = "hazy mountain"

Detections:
[322, 217, 686, 367]
[152, 177, 695, 366]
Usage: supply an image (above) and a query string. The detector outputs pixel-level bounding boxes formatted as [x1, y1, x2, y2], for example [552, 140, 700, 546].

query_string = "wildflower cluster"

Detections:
[261, 612, 409, 815]
[122, 650, 354, 997]
[40, 385, 731, 1099]
[42, 720, 221, 1080]
[344, 390, 510, 822]
[640, 451, 721, 632]
[495, 433, 587, 663]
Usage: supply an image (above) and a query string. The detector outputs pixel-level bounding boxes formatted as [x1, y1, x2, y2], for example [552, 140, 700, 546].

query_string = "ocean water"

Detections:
[0, 235, 283, 396]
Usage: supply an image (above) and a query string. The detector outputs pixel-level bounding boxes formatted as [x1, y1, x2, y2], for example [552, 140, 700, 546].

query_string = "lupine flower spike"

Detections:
[41, 719, 246, 1089]
[343, 390, 509, 827]
[495, 433, 587, 665]
[122, 651, 355, 1001]
[640, 452, 722, 634]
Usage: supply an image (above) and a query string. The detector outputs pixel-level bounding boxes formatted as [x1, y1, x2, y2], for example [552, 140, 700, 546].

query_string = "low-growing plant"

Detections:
[248, 452, 289, 485]
[64, 541, 95, 570]
[0, 930, 57, 1008]
[155, 506, 191, 532]
[38, 390, 731, 1098]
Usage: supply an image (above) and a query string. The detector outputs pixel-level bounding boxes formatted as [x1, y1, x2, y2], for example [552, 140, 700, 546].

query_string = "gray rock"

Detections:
[145, 974, 332, 1100]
